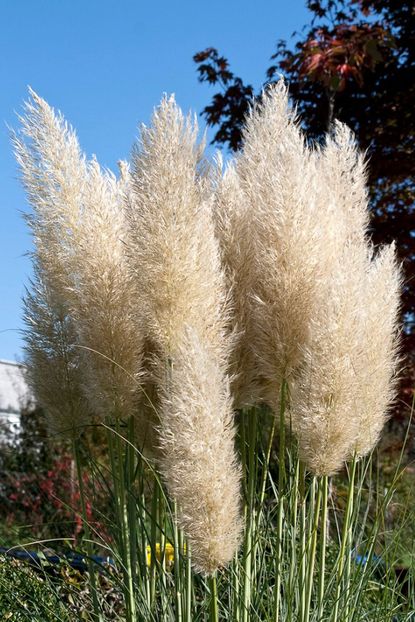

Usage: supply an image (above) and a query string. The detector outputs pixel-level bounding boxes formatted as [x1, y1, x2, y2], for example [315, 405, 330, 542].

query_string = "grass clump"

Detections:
[4, 79, 408, 621]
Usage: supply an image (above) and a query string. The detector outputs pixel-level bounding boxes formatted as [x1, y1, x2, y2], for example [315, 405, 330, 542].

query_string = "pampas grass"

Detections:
[289, 123, 401, 475]
[233, 83, 327, 405]
[126, 96, 242, 573]
[23, 264, 90, 436]
[214, 83, 401, 476]
[213, 157, 261, 409]
[353, 242, 402, 456]
[14, 90, 144, 428]
[156, 327, 242, 573]
[13, 81, 405, 621]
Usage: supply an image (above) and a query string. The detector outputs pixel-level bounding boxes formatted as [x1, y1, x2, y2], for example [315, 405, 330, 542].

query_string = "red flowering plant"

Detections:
[5, 454, 89, 541]
[0, 406, 108, 548]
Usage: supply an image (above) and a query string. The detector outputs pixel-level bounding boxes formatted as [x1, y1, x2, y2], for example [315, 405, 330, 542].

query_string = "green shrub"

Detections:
[0, 556, 72, 621]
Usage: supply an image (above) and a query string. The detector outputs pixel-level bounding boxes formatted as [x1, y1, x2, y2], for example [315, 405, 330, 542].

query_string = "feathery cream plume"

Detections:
[157, 327, 242, 573]
[232, 81, 329, 407]
[127, 96, 242, 573]
[289, 122, 401, 474]
[213, 156, 262, 407]
[23, 265, 91, 437]
[14, 90, 144, 427]
[289, 253, 367, 475]
[353, 243, 402, 457]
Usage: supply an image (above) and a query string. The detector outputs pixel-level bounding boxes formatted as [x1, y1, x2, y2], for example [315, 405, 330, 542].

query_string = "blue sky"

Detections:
[0, 0, 309, 362]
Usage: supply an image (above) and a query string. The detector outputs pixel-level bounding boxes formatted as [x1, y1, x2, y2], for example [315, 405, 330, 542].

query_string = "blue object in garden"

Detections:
[0, 547, 115, 572]
[354, 552, 383, 567]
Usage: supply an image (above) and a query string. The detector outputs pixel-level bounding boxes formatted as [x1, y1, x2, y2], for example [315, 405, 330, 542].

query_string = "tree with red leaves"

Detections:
[194, 0, 415, 419]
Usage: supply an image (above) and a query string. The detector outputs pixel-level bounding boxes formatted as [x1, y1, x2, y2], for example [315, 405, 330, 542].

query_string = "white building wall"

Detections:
[0, 360, 32, 435]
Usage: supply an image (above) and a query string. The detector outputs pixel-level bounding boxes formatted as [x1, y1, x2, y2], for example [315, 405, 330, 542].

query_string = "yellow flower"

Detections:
[146, 543, 175, 567]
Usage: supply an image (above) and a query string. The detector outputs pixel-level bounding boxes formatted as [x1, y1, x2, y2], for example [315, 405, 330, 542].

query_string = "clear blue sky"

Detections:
[0, 0, 309, 362]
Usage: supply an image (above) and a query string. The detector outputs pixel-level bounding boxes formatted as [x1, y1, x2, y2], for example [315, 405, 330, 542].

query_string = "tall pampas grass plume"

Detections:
[227, 81, 332, 408]
[126, 95, 242, 573]
[353, 243, 402, 457]
[213, 156, 261, 408]
[289, 121, 402, 475]
[14, 90, 145, 433]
